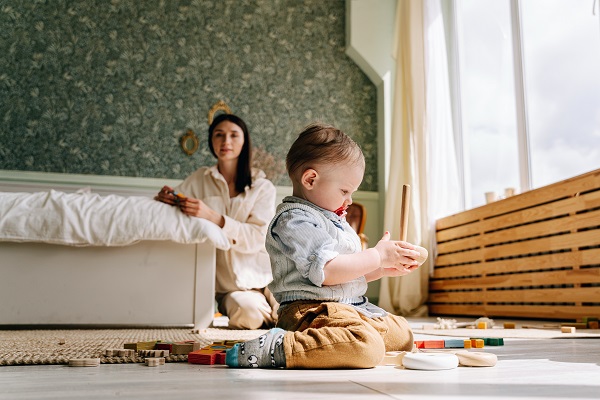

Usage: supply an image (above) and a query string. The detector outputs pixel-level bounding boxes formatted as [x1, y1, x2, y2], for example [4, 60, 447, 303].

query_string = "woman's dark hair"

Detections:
[208, 113, 253, 193]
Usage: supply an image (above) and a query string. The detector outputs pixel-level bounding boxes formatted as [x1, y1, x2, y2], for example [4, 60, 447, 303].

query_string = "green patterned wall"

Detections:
[0, 0, 378, 190]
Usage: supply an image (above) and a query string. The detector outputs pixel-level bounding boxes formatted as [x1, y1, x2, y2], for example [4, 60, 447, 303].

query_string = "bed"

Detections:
[0, 185, 230, 330]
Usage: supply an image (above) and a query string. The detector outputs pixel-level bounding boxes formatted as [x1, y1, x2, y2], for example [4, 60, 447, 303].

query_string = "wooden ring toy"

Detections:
[402, 352, 459, 370]
[379, 351, 407, 366]
[455, 351, 497, 367]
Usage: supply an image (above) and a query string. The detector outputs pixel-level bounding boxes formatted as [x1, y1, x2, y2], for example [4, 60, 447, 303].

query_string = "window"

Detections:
[451, 0, 600, 208]
[521, 0, 600, 188]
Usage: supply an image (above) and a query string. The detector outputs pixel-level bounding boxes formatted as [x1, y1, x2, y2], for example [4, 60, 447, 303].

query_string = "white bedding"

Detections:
[0, 190, 230, 249]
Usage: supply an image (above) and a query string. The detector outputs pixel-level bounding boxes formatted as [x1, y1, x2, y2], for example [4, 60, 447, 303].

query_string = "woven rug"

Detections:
[0, 328, 266, 366]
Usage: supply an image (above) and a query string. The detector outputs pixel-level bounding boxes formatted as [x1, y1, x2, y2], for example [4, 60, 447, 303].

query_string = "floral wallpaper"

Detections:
[0, 0, 378, 190]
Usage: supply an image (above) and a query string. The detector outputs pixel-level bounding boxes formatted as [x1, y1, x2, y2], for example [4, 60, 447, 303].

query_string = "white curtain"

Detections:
[378, 0, 461, 317]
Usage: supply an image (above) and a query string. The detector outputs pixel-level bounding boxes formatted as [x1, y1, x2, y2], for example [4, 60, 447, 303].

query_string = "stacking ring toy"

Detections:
[402, 352, 459, 370]
[455, 351, 497, 367]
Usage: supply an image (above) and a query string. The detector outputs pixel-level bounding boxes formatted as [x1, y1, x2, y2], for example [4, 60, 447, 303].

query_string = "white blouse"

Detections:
[175, 165, 276, 293]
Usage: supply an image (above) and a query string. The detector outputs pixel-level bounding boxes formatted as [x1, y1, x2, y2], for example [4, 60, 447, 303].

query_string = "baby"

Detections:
[226, 123, 427, 369]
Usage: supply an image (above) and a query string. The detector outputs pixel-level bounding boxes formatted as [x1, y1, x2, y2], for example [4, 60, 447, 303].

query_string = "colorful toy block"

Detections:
[444, 339, 466, 348]
[471, 337, 504, 346]
[561, 326, 576, 333]
[156, 343, 173, 351]
[470, 339, 484, 348]
[123, 341, 158, 351]
[463, 340, 472, 349]
[422, 340, 445, 349]
[503, 323, 516, 329]
[188, 349, 227, 365]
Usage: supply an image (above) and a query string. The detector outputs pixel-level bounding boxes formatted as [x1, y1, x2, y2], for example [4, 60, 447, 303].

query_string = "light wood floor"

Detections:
[2, 319, 600, 400]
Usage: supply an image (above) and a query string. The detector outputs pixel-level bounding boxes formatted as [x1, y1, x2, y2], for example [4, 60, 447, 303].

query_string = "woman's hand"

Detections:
[154, 185, 177, 205]
[179, 197, 225, 227]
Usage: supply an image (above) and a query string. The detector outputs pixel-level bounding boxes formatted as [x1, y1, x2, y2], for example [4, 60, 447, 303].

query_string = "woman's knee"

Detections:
[227, 304, 267, 330]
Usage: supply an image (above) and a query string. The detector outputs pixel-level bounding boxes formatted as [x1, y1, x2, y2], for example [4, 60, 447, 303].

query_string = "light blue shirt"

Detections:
[267, 196, 387, 318]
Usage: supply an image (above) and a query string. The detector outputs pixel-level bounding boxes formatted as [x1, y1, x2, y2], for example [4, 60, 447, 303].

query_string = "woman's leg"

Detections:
[217, 289, 276, 330]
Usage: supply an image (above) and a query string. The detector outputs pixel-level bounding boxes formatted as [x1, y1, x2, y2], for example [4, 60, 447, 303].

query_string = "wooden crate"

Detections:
[429, 169, 600, 321]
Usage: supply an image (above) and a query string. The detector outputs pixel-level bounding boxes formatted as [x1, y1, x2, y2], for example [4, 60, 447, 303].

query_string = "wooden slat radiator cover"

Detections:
[429, 169, 600, 321]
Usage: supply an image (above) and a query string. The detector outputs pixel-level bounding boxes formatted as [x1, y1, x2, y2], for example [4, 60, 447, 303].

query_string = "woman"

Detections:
[156, 114, 278, 329]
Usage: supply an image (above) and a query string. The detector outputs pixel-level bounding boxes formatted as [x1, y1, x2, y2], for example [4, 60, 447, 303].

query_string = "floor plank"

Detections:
[1, 323, 600, 400]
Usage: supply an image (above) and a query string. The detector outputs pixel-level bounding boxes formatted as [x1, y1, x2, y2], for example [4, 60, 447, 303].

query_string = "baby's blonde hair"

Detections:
[286, 122, 365, 183]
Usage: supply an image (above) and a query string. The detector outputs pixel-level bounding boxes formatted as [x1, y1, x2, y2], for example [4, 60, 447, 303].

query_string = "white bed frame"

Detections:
[0, 170, 382, 327]
[0, 171, 216, 330]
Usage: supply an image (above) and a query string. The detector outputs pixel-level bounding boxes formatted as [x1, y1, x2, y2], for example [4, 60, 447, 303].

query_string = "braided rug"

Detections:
[0, 328, 265, 366]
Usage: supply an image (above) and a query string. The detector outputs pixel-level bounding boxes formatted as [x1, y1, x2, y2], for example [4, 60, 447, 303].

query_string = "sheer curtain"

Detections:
[378, 0, 461, 316]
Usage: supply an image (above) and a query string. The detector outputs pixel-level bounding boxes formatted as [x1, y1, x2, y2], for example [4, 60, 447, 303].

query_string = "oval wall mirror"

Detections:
[180, 129, 199, 156]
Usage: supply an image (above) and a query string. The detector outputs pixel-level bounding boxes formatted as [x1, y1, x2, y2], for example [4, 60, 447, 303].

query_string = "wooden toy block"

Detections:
[118, 349, 136, 357]
[104, 349, 118, 356]
[463, 340, 472, 349]
[216, 352, 227, 364]
[470, 339, 484, 348]
[105, 348, 134, 357]
[69, 358, 100, 367]
[477, 321, 488, 329]
[561, 322, 587, 329]
[588, 321, 599, 329]
[503, 322, 516, 329]
[561, 326, 576, 333]
[137, 341, 159, 350]
[145, 357, 165, 367]
[188, 349, 225, 365]
[138, 349, 169, 357]
[486, 338, 504, 346]
[471, 338, 503, 346]
[423, 340, 445, 349]
[182, 340, 203, 351]
[156, 343, 173, 351]
[171, 343, 195, 355]
[444, 339, 465, 348]
[413, 341, 425, 349]
[123, 342, 138, 351]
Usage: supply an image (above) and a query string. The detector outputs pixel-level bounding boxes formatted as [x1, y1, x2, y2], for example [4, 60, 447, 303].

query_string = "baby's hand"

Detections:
[374, 231, 422, 274]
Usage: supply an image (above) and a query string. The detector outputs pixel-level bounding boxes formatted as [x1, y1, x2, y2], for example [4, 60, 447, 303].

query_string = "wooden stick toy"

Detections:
[400, 184, 410, 241]
[398, 184, 428, 265]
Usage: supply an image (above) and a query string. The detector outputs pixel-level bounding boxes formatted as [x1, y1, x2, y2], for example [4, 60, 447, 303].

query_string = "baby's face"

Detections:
[307, 162, 364, 215]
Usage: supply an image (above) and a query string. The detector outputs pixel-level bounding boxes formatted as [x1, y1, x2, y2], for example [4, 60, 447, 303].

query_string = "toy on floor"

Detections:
[380, 349, 497, 369]
[68, 358, 100, 367]
[402, 353, 458, 370]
